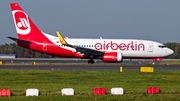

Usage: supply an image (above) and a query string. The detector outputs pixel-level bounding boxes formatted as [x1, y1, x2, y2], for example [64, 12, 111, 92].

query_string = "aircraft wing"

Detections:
[56, 31, 104, 56]
[71, 45, 104, 56]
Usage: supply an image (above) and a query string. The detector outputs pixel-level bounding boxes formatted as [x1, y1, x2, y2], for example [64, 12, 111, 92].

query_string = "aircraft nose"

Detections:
[167, 48, 174, 55]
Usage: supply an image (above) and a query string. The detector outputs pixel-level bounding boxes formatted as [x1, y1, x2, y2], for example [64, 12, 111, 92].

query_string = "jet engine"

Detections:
[102, 52, 123, 62]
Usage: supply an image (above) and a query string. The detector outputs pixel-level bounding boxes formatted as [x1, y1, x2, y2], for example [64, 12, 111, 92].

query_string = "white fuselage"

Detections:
[44, 33, 174, 58]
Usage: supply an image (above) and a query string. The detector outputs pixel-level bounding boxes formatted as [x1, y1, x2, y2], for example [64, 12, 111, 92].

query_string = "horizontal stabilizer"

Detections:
[8, 36, 31, 44]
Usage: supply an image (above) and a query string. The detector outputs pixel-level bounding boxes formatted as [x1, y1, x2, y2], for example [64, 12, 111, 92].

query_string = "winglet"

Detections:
[56, 31, 68, 45]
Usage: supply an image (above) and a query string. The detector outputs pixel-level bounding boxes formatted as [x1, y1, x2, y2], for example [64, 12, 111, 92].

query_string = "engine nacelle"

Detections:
[102, 52, 123, 62]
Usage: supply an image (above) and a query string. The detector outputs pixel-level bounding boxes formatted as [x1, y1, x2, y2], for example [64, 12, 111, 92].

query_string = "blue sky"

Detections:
[1, 0, 180, 44]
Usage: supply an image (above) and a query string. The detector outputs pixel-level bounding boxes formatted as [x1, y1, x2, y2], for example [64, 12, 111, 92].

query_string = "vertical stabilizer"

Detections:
[10, 3, 50, 42]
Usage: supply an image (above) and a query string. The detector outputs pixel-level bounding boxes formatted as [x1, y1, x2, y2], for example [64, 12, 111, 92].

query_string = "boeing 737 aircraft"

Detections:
[9, 3, 174, 64]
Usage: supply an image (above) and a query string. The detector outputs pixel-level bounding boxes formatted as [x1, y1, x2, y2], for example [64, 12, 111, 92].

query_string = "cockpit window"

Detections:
[158, 45, 166, 48]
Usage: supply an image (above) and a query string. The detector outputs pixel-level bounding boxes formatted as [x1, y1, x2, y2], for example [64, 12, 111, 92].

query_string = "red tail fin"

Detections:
[10, 3, 50, 42]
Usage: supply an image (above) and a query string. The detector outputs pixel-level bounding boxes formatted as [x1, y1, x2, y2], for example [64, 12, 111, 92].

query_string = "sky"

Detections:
[0, 0, 180, 44]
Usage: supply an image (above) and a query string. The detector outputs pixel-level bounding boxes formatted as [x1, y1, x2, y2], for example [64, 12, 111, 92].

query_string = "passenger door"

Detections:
[148, 43, 153, 52]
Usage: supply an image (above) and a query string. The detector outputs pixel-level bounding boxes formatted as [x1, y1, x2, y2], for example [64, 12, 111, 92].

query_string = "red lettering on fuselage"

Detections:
[94, 41, 145, 51]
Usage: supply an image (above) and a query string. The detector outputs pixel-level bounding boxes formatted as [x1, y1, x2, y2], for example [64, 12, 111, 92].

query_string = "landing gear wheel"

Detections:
[152, 62, 155, 65]
[149, 61, 155, 65]
[88, 60, 94, 64]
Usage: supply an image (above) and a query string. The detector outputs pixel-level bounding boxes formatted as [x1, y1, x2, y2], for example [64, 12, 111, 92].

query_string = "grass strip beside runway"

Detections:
[159, 61, 180, 65]
[0, 70, 180, 101]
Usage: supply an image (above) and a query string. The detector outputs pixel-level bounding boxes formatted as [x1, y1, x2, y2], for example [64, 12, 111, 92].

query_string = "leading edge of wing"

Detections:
[56, 31, 104, 56]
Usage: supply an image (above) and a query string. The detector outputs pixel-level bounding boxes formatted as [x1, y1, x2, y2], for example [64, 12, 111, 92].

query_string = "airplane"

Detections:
[8, 3, 174, 64]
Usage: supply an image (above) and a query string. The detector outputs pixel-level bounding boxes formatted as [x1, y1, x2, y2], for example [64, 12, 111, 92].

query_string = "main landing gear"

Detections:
[88, 59, 94, 64]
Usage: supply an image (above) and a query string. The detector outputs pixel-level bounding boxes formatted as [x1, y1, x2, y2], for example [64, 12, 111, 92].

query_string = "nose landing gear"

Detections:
[88, 59, 94, 64]
[151, 58, 163, 64]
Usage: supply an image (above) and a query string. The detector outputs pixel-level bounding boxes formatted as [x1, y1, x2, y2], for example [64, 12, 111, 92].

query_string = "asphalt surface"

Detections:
[0, 58, 179, 70]
[0, 58, 160, 64]
[0, 64, 179, 71]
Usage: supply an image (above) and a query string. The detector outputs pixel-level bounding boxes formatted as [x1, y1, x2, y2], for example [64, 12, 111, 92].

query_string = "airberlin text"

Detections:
[95, 41, 145, 51]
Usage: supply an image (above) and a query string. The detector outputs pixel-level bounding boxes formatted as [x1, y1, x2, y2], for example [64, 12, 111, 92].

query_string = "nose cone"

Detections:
[167, 48, 174, 56]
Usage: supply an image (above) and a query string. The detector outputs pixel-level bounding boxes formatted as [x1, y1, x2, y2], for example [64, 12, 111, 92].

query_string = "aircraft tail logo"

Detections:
[12, 10, 31, 35]
[10, 3, 51, 42]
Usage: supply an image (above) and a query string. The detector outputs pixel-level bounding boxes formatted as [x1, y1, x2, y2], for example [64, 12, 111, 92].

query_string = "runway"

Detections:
[0, 58, 162, 65]
[0, 65, 180, 70]
[0, 58, 180, 70]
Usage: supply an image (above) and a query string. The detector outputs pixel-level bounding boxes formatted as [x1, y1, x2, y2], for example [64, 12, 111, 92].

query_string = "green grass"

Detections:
[160, 61, 180, 65]
[0, 70, 180, 101]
